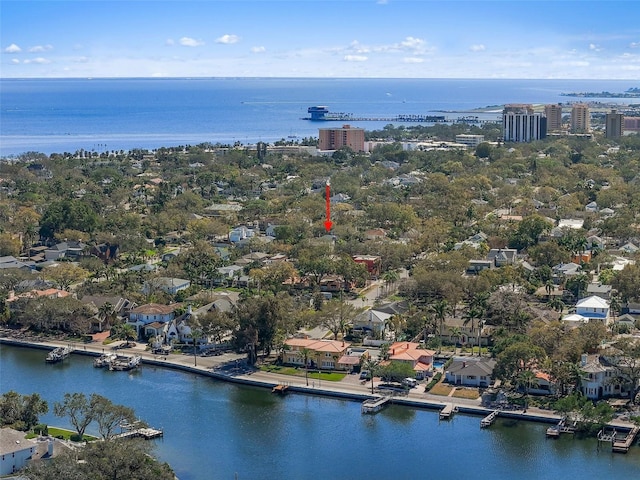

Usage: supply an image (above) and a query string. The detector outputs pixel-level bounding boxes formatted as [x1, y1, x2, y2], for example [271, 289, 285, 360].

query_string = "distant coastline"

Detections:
[561, 87, 640, 98]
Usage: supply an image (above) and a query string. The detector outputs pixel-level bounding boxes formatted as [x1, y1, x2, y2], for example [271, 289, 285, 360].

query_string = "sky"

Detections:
[1, 0, 639, 79]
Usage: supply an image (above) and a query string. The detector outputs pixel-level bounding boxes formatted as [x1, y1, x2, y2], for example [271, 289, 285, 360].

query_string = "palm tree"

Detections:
[462, 306, 482, 356]
[516, 369, 539, 410]
[299, 347, 312, 386]
[449, 326, 462, 349]
[361, 356, 381, 394]
[382, 270, 399, 297]
[191, 328, 204, 367]
[430, 299, 450, 354]
[609, 294, 621, 323]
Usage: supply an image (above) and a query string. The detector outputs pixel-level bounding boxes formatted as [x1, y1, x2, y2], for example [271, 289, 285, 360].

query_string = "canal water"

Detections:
[1, 344, 638, 480]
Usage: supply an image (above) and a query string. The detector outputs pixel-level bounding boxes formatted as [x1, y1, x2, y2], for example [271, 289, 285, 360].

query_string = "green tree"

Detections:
[361, 356, 381, 394]
[92, 394, 136, 440]
[430, 299, 451, 354]
[53, 392, 97, 439]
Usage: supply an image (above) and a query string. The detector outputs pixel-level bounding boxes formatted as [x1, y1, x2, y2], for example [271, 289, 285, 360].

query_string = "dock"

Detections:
[272, 384, 289, 395]
[302, 106, 446, 123]
[108, 354, 141, 371]
[612, 426, 639, 453]
[114, 427, 163, 440]
[546, 417, 576, 438]
[481, 410, 500, 428]
[45, 345, 73, 363]
[439, 403, 457, 420]
[361, 396, 391, 414]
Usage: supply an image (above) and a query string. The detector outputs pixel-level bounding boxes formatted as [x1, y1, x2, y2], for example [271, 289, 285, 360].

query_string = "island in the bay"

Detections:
[561, 87, 640, 98]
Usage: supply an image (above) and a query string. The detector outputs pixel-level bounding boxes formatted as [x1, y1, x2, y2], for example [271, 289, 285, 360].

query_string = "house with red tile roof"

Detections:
[284, 338, 351, 370]
[387, 342, 435, 379]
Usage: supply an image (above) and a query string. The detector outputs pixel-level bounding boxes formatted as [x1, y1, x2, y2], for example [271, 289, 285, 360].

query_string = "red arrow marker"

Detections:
[324, 182, 333, 232]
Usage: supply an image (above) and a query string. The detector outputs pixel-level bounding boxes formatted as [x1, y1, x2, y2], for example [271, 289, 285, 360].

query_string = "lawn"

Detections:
[259, 364, 346, 381]
[452, 388, 480, 400]
[46, 427, 98, 442]
[429, 383, 454, 396]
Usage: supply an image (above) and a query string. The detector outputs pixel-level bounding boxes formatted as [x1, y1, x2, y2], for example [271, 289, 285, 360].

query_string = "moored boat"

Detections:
[109, 354, 142, 371]
[94, 352, 117, 368]
[45, 345, 73, 363]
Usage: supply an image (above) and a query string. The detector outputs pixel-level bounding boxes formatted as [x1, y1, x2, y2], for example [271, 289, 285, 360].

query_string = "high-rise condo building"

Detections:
[605, 110, 624, 139]
[544, 104, 563, 132]
[571, 103, 590, 133]
[502, 104, 547, 142]
[318, 124, 365, 152]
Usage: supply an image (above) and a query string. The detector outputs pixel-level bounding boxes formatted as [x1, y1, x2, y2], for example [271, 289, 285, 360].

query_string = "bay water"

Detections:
[1, 345, 638, 480]
[0, 78, 633, 157]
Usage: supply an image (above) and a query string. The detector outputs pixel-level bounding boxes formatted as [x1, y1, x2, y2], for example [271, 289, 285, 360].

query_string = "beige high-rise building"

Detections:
[571, 103, 590, 133]
[544, 104, 563, 132]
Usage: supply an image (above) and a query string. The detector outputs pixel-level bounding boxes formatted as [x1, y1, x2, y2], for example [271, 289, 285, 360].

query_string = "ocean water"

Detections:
[0, 77, 633, 157]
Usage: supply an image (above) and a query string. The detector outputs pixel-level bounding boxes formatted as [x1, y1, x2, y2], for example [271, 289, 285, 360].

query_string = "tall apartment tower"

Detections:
[571, 103, 590, 133]
[318, 124, 365, 152]
[544, 104, 563, 132]
[502, 104, 547, 142]
[605, 110, 624, 139]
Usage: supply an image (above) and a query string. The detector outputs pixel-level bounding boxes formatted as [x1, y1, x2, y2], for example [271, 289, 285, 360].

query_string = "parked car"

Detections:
[360, 370, 371, 380]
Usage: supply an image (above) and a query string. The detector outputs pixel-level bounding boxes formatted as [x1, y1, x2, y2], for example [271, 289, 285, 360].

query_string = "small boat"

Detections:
[45, 346, 73, 363]
[94, 352, 117, 368]
[109, 354, 142, 371]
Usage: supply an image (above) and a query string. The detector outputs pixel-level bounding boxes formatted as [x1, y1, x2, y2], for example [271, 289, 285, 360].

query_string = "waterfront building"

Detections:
[502, 104, 547, 142]
[605, 110, 624, 139]
[570, 103, 590, 133]
[544, 103, 563, 132]
[284, 337, 351, 370]
[387, 341, 435, 379]
[318, 124, 365, 152]
[0, 428, 41, 475]
[455, 134, 485, 147]
[445, 358, 496, 388]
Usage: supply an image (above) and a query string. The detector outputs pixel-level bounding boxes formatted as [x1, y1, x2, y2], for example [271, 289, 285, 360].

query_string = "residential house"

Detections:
[579, 354, 630, 400]
[142, 277, 190, 295]
[127, 303, 178, 337]
[576, 295, 611, 324]
[0, 255, 34, 271]
[79, 295, 135, 332]
[487, 248, 518, 267]
[0, 428, 39, 476]
[352, 255, 382, 278]
[619, 242, 639, 255]
[586, 283, 612, 300]
[585, 201, 599, 213]
[229, 226, 256, 244]
[44, 241, 87, 261]
[284, 338, 351, 371]
[387, 342, 435, 380]
[445, 358, 496, 388]
[365, 228, 387, 241]
[90, 243, 119, 263]
[351, 309, 393, 337]
[216, 265, 244, 284]
[552, 262, 581, 281]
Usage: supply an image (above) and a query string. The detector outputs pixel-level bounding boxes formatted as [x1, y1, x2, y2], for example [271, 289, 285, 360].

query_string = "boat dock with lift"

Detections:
[480, 410, 500, 428]
[45, 345, 73, 363]
[361, 396, 391, 414]
[546, 417, 576, 438]
[93, 352, 117, 368]
[114, 421, 163, 440]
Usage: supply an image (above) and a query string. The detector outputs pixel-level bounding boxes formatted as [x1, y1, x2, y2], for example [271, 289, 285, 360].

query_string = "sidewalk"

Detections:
[2, 334, 636, 430]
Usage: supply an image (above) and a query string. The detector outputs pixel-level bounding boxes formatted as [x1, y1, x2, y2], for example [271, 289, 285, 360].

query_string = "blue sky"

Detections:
[2, 0, 639, 79]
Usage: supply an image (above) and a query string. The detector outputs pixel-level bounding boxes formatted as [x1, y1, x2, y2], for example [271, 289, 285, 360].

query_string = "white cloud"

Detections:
[165, 38, 175, 46]
[4, 43, 21, 53]
[343, 55, 368, 62]
[400, 37, 425, 50]
[631, 42, 640, 48]
[589, 43, 602, 52]
[29, 44, 53, 53]
[403, 57, 424, 64]
[179, 37, 204, 47]
[251, 46, 266, 54]
[23, 57, 51, 64]
[216, 34, 240, 45]
[470, 44, 486, 52]
[11, 58, 20, 64]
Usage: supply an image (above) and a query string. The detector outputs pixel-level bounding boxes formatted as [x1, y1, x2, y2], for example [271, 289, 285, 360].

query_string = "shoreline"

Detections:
[1, 336, 635, 432]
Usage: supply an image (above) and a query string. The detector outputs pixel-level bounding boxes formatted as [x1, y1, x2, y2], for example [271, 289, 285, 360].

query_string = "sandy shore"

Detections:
[1, 334, 636, 431]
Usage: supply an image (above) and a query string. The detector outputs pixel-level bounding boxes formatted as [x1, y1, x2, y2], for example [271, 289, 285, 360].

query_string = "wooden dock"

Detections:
[481, 410, 500, 428]
[114, 427, 163, 440]
[546, 417, 575, 438]
[272, 384, 289, 395]
[361, 396, 390, 414]
[612, 426, 639, 453]
[439, 403, 457, 420]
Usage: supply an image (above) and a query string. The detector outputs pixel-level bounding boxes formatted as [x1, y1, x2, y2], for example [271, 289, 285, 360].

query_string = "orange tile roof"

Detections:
[285, 338, 350, 353]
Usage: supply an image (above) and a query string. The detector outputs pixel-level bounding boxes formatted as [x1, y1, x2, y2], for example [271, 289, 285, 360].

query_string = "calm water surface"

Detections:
[1, 344, 638, 480]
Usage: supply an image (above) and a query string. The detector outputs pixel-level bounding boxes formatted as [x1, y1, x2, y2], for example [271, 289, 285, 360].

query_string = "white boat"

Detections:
[45, 345, 73, 363]
[109, 354, 142, 371]
[94, 352, 117, 368]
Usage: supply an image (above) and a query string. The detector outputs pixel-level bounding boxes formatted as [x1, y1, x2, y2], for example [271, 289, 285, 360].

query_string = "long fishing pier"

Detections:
[303, 106, 446, 123]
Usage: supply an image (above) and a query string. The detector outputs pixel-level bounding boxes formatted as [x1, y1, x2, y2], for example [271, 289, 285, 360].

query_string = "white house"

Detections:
[579, 354, 629, 400]
[127, 303, 178, 336]
[575, 295, 611, 325]
[142, 277, 190, 295]
[445, 358, 497, 388]
[0, 428, 39, 476]
[229, 226, 256, 244]
[351, 309, 393, 337]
